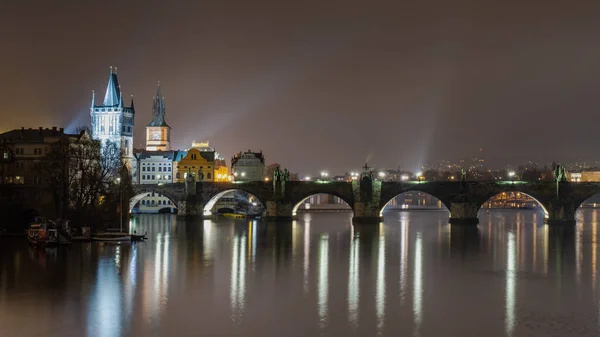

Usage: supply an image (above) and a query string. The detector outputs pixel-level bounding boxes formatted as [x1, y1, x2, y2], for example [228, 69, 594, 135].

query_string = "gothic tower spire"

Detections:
[103, 66, 121, 106]
[148, 81, 169, 127]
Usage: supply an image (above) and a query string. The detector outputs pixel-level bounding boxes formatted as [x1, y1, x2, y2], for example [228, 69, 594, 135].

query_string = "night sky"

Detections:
[2, 0, 600, 174]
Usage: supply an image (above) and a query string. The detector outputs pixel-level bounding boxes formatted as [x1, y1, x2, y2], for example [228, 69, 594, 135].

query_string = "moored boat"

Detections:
[27, 218, 58, 247]
[91, 230, 131, 242]
[130, 231, 148, 242]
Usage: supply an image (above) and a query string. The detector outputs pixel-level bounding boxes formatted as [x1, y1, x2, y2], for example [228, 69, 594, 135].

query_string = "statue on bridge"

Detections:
[553, 164, 568, 183]
[186, 167, 195, 182]
[197, 170, 204, 182]
[553, 163, 568, 198]
[272, 166, 289, 197]
[460, 168, 467, 182]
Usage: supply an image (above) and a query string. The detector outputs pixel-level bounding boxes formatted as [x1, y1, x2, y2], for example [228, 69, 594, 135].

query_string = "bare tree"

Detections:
[41, 135, 122, 226]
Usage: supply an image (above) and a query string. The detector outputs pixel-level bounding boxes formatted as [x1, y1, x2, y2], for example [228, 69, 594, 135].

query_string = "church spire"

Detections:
[90, 90, 95, 109]
[103, 66, 121, 107]
[130, 94, 135, 110]
[148, 81, 169, 127]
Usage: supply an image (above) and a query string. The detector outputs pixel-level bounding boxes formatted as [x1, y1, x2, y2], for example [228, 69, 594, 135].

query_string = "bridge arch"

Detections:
[379, 190, 450, 217]
[203, 189, 266, 216]
[129, 189, 179, 214]
[477, 191, 548, 219]
[291, 193, 354, 217]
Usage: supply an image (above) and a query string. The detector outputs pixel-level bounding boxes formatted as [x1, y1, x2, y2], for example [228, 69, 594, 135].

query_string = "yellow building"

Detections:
[173, 148, 215, 182]
[214, 158, 229, 182]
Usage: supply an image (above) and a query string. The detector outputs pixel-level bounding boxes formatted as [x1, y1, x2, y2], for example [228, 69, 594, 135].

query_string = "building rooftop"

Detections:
[0, 127, 84, 143]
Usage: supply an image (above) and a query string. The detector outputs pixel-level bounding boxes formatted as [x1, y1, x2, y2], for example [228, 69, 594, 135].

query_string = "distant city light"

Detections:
[241, 172, 246, 177]
[401, 175, 409, 181]
[304, 176, 311, 181]
[264, 177, 269, 181]
[321, 171, 328, 177]
[234, 172, 238, 177]
[378, 171, 385, 178]
[416, 172, 422, 177]
[508, 171, 516, 178]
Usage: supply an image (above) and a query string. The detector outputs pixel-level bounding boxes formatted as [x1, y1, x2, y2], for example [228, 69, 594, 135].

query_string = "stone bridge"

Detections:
[131, 179, 600, 225]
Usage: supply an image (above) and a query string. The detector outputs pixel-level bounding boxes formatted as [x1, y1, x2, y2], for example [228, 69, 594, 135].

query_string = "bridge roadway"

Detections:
[130, 179, 600, 225]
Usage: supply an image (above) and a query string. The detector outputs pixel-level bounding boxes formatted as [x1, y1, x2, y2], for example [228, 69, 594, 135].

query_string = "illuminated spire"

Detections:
[90, 90, 95, 109]
[103, 66, 121, 106]
[130, 94, 135, 110]
[148, 81, 169, 127]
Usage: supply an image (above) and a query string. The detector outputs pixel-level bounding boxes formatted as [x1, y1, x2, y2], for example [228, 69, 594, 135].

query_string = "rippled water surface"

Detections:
[2, 209, 600, 337]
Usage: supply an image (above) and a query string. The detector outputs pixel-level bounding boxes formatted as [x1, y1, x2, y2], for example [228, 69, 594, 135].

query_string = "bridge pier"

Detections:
[545, 199, 576, 226]
[264, 200, 293, 221]
[351, 178, 383, 224]
[448, 195, 479, 225]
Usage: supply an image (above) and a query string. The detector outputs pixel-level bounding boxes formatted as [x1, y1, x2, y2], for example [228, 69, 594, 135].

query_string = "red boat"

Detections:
[27, 218, 58, 247]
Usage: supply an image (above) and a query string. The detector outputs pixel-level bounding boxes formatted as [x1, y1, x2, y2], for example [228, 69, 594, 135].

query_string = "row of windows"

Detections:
[140, 199, 173, 205]
[2, 176, 25, 184]
[183, 165, 211, 169]
[142, 175, 171, 180]
[174, 172, 212, 179]
[10, 161, 42, 170]
[142, 162, 169, 165]
[141, 166, 171, 172]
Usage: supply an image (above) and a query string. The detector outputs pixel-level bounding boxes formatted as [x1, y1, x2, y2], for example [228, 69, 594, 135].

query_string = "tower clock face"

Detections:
[152, 131, 161, 140]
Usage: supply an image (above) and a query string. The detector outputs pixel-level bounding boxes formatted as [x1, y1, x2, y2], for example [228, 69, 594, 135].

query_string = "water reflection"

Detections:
[413, 232, 423, 335]
[505, 231, 516, 336]
[318, 233, 329, 329]
[3, 210, 600, 336]
[348, 227, 360, 329]
[230, 230, 247, 323]
[376, 228, 386, 333]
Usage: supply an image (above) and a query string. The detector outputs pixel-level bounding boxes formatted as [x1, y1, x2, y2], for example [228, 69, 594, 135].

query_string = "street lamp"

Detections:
[508, 171, 516, 179]
[320, 171, 328, 180]
[305, 176, 311, 181]
[378, 171, 386, 178]
[401, 174, 409, 181]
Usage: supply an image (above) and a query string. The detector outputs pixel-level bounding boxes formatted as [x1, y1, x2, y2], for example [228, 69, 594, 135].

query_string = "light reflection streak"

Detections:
[230, 231, 248, 323]
[543, 225, 549, 276]
[203, 220, 214, 264]
[376, 233, 386, 333]
[593, 220, 597, 293]
[348, 230, 359, 329]
[303, 220, 311, 294]
[532, 222, 537, 272]
[506, 232, 516, 336]
[413, 232, 423, 336]
[318, 234, 329, 329]
[576, 223, 582, 285]
[87, 258, 122, 337]
[400, 222, 409, 304]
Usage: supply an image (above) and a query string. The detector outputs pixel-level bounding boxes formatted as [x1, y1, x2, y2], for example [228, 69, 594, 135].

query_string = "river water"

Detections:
[1, 209, 600, 337]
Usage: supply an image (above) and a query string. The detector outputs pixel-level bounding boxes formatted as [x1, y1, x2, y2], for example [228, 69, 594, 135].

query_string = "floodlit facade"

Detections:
[90, 67, 135, 168]
[231, 150, 265, 181]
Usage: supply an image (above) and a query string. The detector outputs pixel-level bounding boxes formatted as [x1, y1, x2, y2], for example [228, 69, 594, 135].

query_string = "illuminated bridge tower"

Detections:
[90, 66, 136, 168]
[145, 82, 171, 151]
